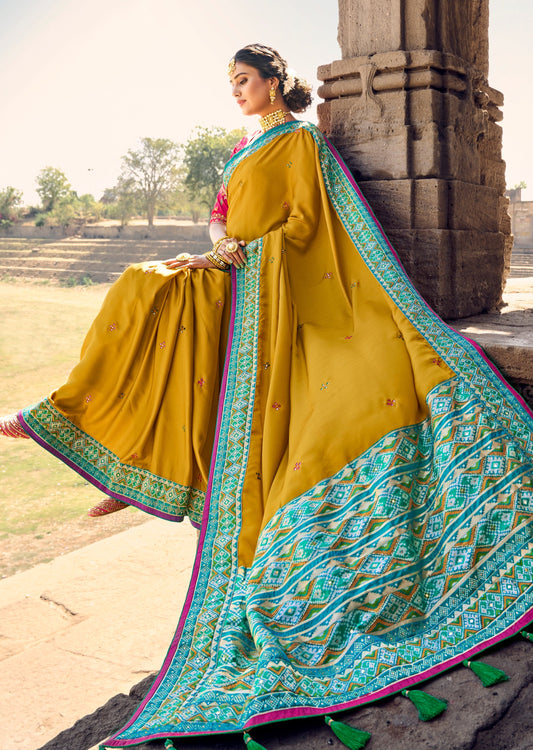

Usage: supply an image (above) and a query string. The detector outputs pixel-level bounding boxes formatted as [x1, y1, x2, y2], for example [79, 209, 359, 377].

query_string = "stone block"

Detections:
[386, 228, 505, 318]
[449, 182, 500, 232]
[357, 180, 413, 230]
[327, 98, 411, 180]
[411, 121, 442, 177]
[412, 180, 448, 229]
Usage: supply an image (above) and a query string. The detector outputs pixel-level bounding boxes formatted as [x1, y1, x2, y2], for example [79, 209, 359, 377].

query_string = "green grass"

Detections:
[0, 280, 148, 577]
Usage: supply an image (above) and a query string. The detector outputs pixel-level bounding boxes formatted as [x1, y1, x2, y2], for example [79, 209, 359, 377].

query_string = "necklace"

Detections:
[259, 109, 289, 132]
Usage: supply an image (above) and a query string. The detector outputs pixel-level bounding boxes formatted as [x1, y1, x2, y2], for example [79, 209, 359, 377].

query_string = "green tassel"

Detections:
[521, 630, 533, 642]
[243, 731, 268, 750]
[325, 715, 371, 749]
[164, 741, 176, 749]
[401, 688, 448, 721]
[463, 659, 509, 687]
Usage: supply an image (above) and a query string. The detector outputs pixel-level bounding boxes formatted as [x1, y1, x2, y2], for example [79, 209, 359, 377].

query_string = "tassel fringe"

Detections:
[521, 630, 533, 642]
[463, 659, 509, 687]
[243, 731, 268, 750]
[401, 688, 448, 721]
[325, 715, 371, 749]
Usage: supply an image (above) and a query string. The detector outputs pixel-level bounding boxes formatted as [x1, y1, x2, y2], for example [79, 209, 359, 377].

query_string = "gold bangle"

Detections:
[212, 236, 230, 254]
[205, 251, 230, 270]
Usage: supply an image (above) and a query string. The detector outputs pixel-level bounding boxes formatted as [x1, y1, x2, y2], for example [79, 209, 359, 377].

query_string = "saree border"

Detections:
[105, 237, 265, 745]
[19, 402, 205, 526]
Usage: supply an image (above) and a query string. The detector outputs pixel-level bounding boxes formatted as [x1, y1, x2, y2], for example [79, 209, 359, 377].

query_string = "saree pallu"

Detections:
[22, 122, 533, 746]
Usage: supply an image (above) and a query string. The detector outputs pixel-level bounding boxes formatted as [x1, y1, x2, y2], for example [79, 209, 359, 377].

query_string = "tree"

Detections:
[119, 138, 181, 226]
[102, 177, 141, 227]
[0, 186, 23, 226]
[512, 181, 527, 191]
[183, 126, 247, 211]
[36, 167, 72, 212]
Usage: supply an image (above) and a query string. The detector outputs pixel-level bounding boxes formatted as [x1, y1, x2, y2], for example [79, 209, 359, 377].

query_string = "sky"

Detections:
[0, 0, 531, 205]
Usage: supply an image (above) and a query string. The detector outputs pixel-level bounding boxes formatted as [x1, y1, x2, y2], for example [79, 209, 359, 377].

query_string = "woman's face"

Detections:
[230, 62, 276, 117]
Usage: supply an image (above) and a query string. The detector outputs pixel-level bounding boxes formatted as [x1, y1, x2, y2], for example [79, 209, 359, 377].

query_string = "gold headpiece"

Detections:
[228, 58, 236, 77]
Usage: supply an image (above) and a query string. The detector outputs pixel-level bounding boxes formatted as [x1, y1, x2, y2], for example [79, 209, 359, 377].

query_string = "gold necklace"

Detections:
[259, 109, 289, 132]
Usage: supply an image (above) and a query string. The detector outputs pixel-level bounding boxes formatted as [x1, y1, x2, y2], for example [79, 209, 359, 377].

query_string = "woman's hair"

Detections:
[233, 44, 313, 113]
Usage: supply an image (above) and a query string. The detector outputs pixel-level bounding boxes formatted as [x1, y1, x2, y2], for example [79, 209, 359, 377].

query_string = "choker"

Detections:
[259, 109, 289, 132]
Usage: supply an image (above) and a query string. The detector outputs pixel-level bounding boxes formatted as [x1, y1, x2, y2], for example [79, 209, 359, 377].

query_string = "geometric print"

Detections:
[20, 400, 205, 525]
[109, 374, 533, 743]
[106, 125, 533, 746]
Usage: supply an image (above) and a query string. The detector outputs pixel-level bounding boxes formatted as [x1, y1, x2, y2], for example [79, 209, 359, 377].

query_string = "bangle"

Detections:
[205, 251, 230, 271]
[212, 235, 230, 254]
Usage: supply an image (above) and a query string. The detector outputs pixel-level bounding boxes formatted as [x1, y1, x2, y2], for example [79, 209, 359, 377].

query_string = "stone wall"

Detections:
[318, 0, 512, 320]
[507, 188, 533, 248]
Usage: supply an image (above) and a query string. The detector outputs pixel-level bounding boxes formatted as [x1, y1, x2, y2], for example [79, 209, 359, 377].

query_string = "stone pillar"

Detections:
[317, 0, 512, 319]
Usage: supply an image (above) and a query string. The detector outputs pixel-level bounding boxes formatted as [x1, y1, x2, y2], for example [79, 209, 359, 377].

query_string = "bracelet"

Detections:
[205, 251, 230, 271]
[212, 235, 230, 254]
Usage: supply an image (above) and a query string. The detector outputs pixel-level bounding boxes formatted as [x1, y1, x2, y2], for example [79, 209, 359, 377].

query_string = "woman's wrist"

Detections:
[205, 250, 230, 271]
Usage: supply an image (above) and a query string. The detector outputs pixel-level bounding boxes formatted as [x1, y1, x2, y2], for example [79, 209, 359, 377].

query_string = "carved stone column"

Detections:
[318, 0, 512, 319]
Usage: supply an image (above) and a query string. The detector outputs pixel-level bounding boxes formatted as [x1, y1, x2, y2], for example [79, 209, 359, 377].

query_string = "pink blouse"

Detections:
[210, 136, 250, 225]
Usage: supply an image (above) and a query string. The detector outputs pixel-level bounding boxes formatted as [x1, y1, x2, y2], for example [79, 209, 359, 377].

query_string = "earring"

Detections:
[269, 85, 276, 104]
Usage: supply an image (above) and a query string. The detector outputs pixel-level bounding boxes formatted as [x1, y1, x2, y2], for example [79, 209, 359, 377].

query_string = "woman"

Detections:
[4, 45, 533, 749]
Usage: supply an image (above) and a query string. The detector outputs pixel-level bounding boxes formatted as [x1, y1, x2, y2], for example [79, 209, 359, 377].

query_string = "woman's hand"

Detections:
[163, 253, 217, 270]
[217, 238, 247, 269]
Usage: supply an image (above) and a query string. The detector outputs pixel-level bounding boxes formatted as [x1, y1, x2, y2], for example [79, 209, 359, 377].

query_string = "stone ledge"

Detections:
[449, 277, 533, 402]
[38, 636, 533, 750]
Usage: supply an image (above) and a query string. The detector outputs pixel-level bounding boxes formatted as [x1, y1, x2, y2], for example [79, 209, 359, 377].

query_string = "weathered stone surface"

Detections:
[338, 0, 489, 73]
[318, 0, 511, 320]
[39, 636, 533, 750]
[385, 228, 505, 318]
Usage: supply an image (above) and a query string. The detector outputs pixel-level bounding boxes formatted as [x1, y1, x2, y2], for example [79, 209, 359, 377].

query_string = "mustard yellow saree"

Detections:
[20, 122, 533, 747]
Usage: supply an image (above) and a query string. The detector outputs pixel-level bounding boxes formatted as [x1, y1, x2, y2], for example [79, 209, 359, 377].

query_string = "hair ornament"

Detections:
[283, 67, 297, 93]
[228, 58, 236, 77]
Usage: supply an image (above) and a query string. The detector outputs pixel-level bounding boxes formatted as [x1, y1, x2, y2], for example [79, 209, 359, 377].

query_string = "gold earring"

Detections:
[269, 85, 276, 104]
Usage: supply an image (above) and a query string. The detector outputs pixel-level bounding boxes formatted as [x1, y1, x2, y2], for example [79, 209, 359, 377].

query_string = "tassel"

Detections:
[463, 659, 509, 687]
[243, 731, 268, 750]
[164, 741, 176, 749]
[521, 630, 533, 642]
[401, 688, 447, 721]
[325, 715, 371, 749]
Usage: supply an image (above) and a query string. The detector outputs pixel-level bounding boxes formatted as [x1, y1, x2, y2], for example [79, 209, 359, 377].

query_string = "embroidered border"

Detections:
[107, 239, 264, 744]
[20, 401, 205, 525]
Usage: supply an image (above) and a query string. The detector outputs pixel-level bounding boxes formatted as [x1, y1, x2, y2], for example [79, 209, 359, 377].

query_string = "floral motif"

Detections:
[159, 341, 166, 349]
[282, 201, 290, 210]
[344, 335, 353, 340]
[272, 402, 282, 411]
[118, 392, 125, 399]
[150, 307, 159, 317]
[263, 362, 271, 370]
[324, 272, 333, 279]
[197, 378, 205, 387]
[84, 394, 92, 403]
[386, 398, 397, 406]
[108, 322, 118, 332]
[293, 462, 302, 471]
[178, 326, 186, 333]
[286, 161, 293, 168]
[351, 281, 359, 288]
[269, 257, 276, 264]
[144, 268, 155, 274]
[320, 382, 329, 391]
[216, 299, 223, 308]
[130, 452, 138, 459]
[432, 357, 443, 366]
